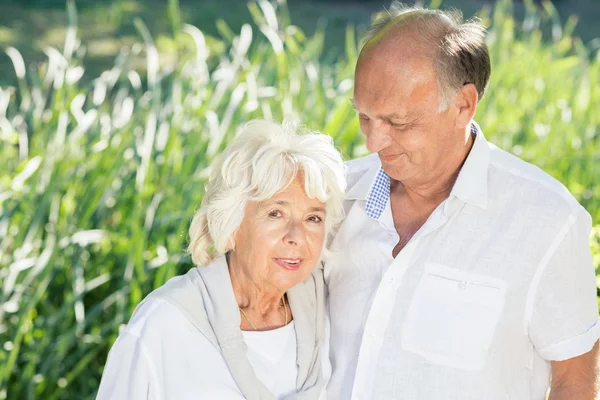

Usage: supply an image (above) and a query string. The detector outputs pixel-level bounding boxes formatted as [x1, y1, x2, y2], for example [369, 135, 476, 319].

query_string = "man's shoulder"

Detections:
[344, 153, 379, 191]
[487, 143, 584, 217]
[345, 152, 379, 174]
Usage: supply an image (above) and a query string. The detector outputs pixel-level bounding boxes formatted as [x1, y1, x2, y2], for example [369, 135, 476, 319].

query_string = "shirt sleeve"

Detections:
[96, 331, 158, 400]
[528, 207, 600, 361]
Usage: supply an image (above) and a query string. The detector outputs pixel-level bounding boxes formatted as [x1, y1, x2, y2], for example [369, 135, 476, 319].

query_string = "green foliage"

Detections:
[0, 0, 598, 398]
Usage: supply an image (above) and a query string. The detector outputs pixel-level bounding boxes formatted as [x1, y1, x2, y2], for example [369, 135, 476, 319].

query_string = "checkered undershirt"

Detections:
[364, 123, 479, 220]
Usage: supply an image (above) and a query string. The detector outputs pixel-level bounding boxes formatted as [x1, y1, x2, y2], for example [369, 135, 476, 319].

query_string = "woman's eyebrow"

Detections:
[263, 200, 288, 207]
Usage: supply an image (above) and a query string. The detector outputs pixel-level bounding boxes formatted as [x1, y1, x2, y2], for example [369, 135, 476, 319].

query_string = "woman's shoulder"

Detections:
[121, 296, 217, 356]
[125, 267, 204, 337]
[125, 298, 185, 338]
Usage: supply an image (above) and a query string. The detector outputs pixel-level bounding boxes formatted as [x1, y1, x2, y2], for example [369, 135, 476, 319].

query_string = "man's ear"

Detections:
[454, 83, 478, 129]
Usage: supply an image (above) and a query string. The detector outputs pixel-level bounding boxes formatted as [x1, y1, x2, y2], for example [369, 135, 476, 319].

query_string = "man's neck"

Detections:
[392, 132, 475, 209]
[388, 133, 475, 257]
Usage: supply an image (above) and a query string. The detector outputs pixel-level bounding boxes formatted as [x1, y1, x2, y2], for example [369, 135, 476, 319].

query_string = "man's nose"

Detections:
[362, 120, 392, 153]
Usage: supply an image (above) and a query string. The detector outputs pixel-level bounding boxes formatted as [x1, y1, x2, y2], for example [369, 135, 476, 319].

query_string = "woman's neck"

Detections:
[228, 253, 284, 316]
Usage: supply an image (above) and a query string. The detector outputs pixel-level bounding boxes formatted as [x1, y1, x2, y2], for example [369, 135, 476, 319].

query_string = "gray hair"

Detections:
[363, 2, 491, 111]
[188, 119, 347, 266]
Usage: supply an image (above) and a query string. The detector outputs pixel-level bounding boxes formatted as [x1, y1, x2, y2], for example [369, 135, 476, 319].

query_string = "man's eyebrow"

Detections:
[350, 98, 408, 121]
[381, 113, 405, 120]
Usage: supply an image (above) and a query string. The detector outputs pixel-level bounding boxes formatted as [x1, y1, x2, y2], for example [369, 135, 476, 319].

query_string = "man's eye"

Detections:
[269, 210, 282, 218]
[359, 114, 370, 121]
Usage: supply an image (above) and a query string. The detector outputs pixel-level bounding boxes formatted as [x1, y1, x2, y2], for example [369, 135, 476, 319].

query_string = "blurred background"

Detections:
[0, 0, 599, 398]
[0, 0, 599, 85]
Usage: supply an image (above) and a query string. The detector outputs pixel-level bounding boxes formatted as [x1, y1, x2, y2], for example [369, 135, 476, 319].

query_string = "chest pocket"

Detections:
[401, 263, 508, 371]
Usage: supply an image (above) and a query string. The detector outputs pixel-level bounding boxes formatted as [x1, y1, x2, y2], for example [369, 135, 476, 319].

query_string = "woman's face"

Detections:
[230, 175, 326, 293]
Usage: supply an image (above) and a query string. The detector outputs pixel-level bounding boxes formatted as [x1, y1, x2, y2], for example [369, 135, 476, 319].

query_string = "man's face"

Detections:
[353, 48, 459, 184]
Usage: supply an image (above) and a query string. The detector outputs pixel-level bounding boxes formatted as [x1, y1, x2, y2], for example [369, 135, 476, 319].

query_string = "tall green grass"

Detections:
[0, 0, 598, 398]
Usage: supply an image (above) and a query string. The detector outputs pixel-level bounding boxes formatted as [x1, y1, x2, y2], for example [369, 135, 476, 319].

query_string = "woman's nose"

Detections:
[284, 221, 305, 246]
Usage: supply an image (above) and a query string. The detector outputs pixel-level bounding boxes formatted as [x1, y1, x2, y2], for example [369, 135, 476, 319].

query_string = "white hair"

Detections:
[188, 119, 347, 266]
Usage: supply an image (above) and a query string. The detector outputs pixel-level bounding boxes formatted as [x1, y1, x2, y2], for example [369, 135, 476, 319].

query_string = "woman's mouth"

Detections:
[274, 258, 303, 271]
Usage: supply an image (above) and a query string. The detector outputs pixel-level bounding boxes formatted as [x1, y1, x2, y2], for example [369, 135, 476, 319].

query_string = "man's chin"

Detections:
[381, 162, 415, 182]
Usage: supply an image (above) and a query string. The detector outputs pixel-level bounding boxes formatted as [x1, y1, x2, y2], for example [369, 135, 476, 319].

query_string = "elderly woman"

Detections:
[96, 120, 346, 400]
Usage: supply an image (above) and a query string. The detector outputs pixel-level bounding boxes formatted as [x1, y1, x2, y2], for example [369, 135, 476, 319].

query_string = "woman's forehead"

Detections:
[257, 185, 325, 208]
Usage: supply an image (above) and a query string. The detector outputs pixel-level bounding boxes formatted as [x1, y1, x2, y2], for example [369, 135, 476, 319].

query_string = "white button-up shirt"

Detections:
[325, 124, 600, 399]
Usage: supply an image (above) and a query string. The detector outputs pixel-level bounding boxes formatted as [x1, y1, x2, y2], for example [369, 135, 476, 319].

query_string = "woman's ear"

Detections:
[226, 233, 236, 252]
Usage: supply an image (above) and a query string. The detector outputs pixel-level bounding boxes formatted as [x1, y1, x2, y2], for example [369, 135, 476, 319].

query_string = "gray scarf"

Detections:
[132, 256, 326, 400]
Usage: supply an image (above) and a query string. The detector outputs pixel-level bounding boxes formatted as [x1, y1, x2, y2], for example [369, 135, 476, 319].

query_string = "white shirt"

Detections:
[325, 124, 600, 399]
[96, 298, 299, 399]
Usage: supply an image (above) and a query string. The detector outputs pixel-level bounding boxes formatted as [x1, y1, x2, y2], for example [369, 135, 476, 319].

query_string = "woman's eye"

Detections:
[268, 210, 282, 218]
[308, 215, 323, 223]
[359, 114, 369, 121]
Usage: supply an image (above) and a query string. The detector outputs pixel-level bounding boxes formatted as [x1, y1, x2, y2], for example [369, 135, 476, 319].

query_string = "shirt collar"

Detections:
[450, 121, 489, 210]
[346, 154, 385, 201]
[348, 122, 490, 221]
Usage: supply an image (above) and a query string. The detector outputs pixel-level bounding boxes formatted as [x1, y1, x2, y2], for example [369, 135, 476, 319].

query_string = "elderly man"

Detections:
[324, 3, 599, 400]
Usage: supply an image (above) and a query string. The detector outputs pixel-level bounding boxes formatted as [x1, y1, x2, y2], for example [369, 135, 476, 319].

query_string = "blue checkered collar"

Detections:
[345, 153, 384, 203]
[347, 122, 490, 220]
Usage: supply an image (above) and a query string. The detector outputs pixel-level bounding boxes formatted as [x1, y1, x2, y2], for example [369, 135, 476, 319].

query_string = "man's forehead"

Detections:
[354, 65, 436, 112]
[357, 51, 435, 96]
[357, 48, 434, 78]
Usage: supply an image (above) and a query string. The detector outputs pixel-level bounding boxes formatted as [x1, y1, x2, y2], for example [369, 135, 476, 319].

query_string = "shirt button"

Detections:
[458, 281, 468, 290]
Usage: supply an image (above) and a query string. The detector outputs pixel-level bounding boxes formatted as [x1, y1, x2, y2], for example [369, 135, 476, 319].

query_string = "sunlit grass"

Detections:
[0, 0, 598, 398]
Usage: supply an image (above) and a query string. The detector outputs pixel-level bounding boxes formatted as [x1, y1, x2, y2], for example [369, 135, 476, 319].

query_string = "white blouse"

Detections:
[96, 298, 300, 399]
